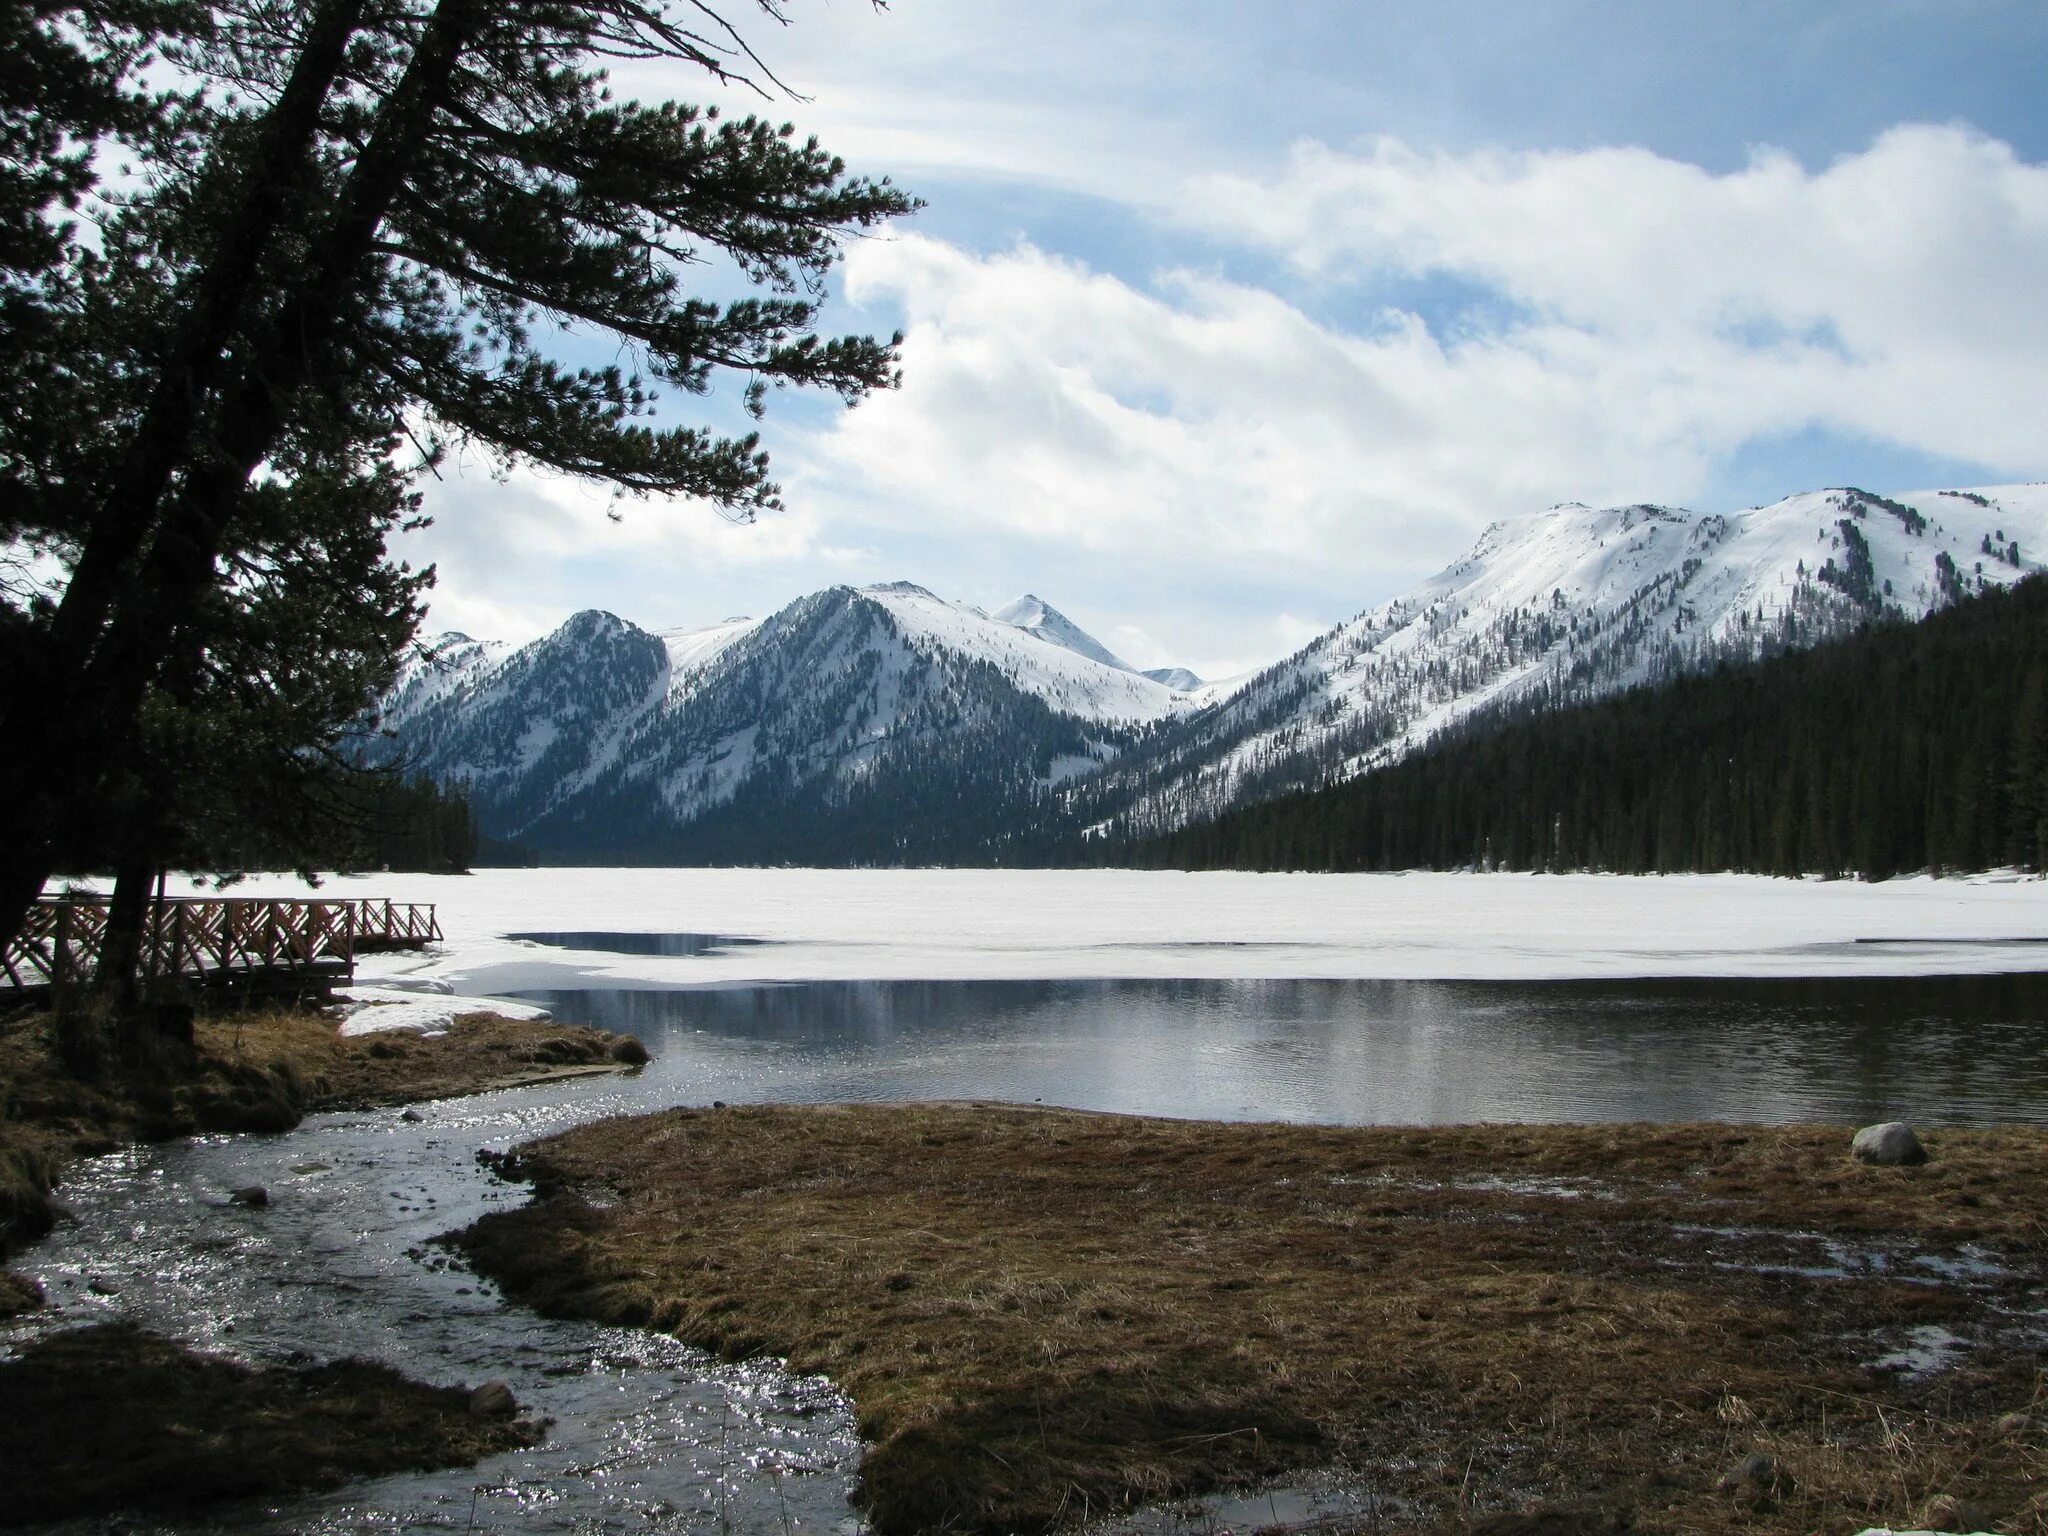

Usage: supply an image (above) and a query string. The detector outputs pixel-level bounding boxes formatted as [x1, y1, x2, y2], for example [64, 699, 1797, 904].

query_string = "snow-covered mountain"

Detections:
[380, 483, 2048, 862]
[376, 583, 1214, 861]
[1078, 484, 2048, 838]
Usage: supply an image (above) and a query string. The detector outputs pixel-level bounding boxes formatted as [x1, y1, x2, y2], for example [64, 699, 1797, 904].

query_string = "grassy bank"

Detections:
[0, 1323, 540, 1526]
[458, 1103, 2048, 1536]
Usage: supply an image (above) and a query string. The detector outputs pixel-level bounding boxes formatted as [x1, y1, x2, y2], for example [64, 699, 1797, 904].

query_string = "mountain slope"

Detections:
[377, 583, 1210, 861]
[1072, 485, 2048, 839]
[377, 483, 2047, 864]
[1127, 570, 2048, 879]
[992, 593, 1133, 671]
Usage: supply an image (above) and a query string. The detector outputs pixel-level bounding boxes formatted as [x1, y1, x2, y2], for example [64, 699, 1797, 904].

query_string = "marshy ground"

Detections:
[459, 1103, 2048, 1536]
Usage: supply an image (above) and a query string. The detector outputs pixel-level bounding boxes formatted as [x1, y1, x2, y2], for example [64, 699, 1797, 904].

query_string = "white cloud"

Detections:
[402, 114, 2048, 675]
[788, 127, 2048, 615]
[397, 454, 865, 642]
[803, 238, 1696, 586]
[1191, 124, 2048, 467]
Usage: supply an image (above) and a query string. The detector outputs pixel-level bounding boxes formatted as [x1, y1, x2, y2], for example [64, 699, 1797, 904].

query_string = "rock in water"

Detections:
[229, 1186, 269, 1208]
[469, 1380, 518, 1418]
[608, 1036, 650, 1066]
[1851, 1122, 1928, 1166]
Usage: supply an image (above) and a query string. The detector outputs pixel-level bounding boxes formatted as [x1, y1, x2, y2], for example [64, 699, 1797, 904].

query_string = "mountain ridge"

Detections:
[377, 482, 2048, 862]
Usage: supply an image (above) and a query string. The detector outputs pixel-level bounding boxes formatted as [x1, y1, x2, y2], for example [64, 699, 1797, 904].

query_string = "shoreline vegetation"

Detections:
[0, 998, 646, 1523]
[458, 1103, 2048, 1536]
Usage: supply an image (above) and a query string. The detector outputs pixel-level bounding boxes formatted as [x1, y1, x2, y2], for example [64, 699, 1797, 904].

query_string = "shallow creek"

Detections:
[4, 1075, 863, 1536]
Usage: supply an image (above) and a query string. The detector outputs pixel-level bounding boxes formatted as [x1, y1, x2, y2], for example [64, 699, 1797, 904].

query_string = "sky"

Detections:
[397, 0, 2048, 681]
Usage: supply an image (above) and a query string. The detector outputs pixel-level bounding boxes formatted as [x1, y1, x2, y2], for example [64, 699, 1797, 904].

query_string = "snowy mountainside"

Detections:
[657, 615, 763, 702]
[377, 484, 2044, 862]
[377, 611, 671, 835]
[374, 582, 1213, 861]
[870, 583, 1193, 724]
[383, 632, 509, 717]
[992, 593, 1133, 671]
[1080, 484, 2048, 838]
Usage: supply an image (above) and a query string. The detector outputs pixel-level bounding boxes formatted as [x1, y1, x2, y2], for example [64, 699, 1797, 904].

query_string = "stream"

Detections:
[4, 1073, 863, 1536]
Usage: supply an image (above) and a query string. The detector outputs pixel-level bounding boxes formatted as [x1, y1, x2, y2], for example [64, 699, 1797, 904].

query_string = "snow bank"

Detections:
[337, 984, 551, 1037]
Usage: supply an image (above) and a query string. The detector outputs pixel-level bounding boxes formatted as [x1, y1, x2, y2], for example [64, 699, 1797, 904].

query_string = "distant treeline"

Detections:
[1123, 573, 2048, 880]
[202, 771, 478, 875]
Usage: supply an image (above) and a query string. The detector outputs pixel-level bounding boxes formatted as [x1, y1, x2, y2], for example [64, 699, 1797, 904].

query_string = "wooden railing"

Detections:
[1, 896, 440, 993]
[351, 897, 444, 952]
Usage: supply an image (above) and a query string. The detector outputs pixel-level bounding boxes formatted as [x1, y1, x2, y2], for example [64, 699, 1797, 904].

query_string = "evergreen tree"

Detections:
[1121, 576, 2048, 883]
[0, 0, 915, 973]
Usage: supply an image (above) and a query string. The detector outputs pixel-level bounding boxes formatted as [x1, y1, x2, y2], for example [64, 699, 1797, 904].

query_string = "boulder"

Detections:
[608, 1036, 651, 1066]
[468, 1380, 518, 1418]
[1851, 1122, 1928, 1166]
[229, 1185, 269, 1208]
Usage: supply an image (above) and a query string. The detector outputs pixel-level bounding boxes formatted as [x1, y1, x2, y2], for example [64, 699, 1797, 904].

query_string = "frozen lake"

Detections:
[154, 866, 2048, 1125]
[174, 865, 2048, 989]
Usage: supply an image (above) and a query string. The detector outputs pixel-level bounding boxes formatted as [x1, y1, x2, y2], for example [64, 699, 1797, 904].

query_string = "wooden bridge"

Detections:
[0, 895, 442, 1000]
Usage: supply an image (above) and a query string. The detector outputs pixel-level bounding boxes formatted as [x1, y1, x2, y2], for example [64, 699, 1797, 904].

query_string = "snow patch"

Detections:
[338, 985, 551, 1036]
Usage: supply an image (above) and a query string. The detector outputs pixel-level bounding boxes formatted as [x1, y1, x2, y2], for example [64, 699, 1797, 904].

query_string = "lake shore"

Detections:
[458, 1102, 2048, 1536]
[0, 1000, 645, 1525]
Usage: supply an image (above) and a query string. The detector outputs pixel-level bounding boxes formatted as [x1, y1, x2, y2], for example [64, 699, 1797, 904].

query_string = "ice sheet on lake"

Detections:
[89, 867, 2048, 1001]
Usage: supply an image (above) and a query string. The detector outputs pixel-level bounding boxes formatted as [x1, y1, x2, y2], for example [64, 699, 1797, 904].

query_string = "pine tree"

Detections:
[0, 0, 916, 969]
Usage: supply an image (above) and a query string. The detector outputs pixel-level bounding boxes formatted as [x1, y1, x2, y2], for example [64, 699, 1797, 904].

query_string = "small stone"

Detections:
[1851, 1121, 1928, 1166]
[608, 1036, 650, 1066]
[1916, 1492, 1993, 1532]
[469, 1380, 518, 1418]
[87, 1278, 121, 1296]
[1717, 1451, 1792, 1506]
[711, 1100, 726, 1109]
[400, 1109, 424, 1123]
[229, 1185, 269, 1208]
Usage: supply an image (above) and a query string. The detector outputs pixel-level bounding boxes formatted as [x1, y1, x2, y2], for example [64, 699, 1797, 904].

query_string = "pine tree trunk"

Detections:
[97, 843, 156, 1026]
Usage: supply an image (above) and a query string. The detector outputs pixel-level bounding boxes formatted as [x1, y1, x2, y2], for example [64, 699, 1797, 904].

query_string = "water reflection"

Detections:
[514, 973, 2048, 1127]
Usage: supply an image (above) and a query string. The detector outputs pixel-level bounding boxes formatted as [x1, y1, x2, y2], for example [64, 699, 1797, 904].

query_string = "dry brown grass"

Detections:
[0, 1322, 539, 1525]
[458, 1104, 2048, 1536]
